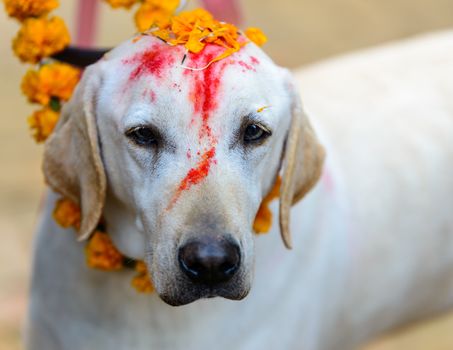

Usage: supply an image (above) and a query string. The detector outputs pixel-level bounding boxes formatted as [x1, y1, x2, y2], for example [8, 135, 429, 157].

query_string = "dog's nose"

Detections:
[178, 236, 241, 285]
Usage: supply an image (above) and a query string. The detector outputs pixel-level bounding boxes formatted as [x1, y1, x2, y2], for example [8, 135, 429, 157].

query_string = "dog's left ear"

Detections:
[279, 81, 325, 249]
[43, 66, 106, 241]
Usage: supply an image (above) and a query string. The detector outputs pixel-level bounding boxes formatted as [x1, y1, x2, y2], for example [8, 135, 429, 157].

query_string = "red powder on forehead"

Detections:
[187, 46, 230, 140]
[122, 43, 176, 81]
[166, 45, 238, 210]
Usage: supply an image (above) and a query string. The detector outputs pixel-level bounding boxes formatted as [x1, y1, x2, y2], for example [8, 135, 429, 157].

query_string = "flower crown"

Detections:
[4, 0, 278, 293]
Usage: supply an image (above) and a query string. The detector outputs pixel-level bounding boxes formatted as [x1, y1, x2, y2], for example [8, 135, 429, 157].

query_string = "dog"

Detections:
[25, 30, 453, 350]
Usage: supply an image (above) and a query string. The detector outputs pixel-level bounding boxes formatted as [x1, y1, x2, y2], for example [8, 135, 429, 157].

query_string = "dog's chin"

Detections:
[158, 284, 251, 307]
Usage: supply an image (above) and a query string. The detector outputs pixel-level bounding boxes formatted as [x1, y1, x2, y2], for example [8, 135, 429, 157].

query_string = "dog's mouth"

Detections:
[159, 282, 250, 306]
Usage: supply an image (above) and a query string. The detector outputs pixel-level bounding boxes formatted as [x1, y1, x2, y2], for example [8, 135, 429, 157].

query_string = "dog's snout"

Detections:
[178, 236, 241, 285]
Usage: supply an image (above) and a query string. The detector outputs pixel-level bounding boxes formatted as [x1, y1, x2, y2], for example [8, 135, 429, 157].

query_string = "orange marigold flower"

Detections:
[3, 0, 59, 21]
[149, 8, 247, 65]
[143, 0, 179, 13]
[86, 231, 124, 271]
[53, 198, 81, 229]
[135, 2, 173, 32]
[21, 63, 81, 106]
[245, 27, 267, 47]
[12, 16, 70, 64]
[253, 176, 281, 234]
[131, 261, 154, 293]
[104, 0, 137, 9]
[27, 107, 59, 143]
[134, 0, 179, 32]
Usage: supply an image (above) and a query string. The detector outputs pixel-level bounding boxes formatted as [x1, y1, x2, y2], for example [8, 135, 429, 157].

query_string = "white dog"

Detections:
[26, 30, 453, 350]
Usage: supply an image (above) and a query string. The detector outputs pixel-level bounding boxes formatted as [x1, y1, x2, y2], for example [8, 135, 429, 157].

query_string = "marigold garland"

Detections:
[12, 16, 70, 64]
[3, 0, 58, 21]
[27, 107, 60, 143]
[5, 0, 273, 294]
[254, 176, 281, 234]
[131, 261, 155, 293]
[53, 198, 82, 229]
[21, 63, 81, 106]
[85, 231, 124, 270]
[53, 198, 155, 292]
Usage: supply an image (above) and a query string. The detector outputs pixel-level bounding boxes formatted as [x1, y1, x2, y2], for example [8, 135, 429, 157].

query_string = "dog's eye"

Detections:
[126, 126, 158, 147]
[243, 123, 271, 144]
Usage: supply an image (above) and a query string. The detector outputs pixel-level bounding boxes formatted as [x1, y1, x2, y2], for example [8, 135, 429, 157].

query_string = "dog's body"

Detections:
[27, 31, 453, 350]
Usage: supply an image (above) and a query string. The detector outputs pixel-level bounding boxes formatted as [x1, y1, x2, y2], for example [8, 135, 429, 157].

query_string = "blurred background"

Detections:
[1, 0, 453, 349]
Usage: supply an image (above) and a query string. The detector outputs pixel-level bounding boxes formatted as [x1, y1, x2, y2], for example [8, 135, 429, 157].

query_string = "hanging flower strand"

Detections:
[4, 0, 77, 143]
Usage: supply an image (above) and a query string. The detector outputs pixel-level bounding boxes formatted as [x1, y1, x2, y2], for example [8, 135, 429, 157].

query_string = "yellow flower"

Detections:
[245, 27, 267, 47]
[104, 0, 137, 9]
[135, 2, 173, 32]
[131, 261, 154, 293]
[27, 107, 59, 143]
[143, 0, 179, 13]
[12, 16, 70, 64]
[53, 198, 81, 229]
[253, 176, 281, 234]
[149, 8, 247, 64]
[21, 63, 81, 106]
[3, 0, 59, 21]
[86, 231, 124, 270]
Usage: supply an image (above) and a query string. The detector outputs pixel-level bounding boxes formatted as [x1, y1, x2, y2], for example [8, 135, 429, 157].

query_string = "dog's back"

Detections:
[294, 30, 453, 344]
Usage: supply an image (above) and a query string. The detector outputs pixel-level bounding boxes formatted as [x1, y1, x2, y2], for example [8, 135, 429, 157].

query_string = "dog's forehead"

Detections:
[94, 35, 292, 216]
[98, 35, 285, 114]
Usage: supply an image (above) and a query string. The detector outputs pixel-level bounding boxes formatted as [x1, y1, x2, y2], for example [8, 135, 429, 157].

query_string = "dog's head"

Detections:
[43, 35, 324, 306]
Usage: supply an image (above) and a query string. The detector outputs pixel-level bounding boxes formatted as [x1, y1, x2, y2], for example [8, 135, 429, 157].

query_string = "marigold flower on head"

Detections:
[21, 63, 81, 106]
[131, 261, 154, 293]
[149, 8, 246, 65]
[53, 198, 81, 229]
[86, 231, 124, 270]
[3, 0, 59, 21]
[104, 0, 138, 9]
[12, 16, 70, 64]
[245, 27, 267, 47]
[253, 176, 281, 234]
[27, 107, 59, 143]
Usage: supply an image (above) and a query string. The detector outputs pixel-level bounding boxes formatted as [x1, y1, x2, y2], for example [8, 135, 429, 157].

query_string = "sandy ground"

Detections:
[1, 0, 453, 349]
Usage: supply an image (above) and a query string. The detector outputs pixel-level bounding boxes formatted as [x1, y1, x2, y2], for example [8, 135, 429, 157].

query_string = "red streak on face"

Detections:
[122, 43, 176, 81]
[179, 147, 216, 191]
[167, 147, 216, 210]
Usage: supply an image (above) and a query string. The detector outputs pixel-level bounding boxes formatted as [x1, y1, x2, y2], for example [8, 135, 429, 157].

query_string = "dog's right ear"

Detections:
[43, 66, 106, 241]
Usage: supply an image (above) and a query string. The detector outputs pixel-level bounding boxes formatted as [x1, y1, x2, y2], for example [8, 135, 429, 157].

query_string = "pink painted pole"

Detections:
[200, 0, 243, 25]
[75, 0, 100, 48]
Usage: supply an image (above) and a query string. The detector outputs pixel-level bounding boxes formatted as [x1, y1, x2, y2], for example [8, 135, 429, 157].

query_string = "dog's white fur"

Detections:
[26, 31, 453, 350]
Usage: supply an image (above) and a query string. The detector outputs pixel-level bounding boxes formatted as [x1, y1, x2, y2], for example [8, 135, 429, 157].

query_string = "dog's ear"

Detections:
[43, 67, 106, 241]
[279, 84, 325, 249]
